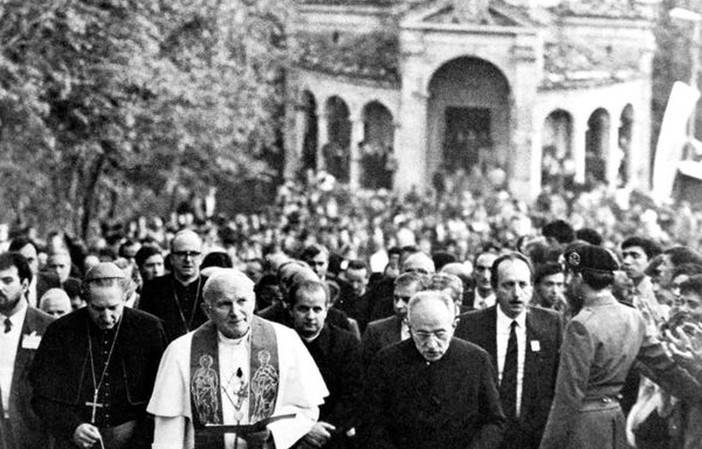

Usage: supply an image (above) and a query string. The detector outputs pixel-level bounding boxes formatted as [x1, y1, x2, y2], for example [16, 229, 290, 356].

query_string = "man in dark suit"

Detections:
[0, 251, 54, 449]
[361, 272, 427, 370]
[455, 252, 563, 449]
[361, 290, 505, 449]
[465, 250, 498, 310]
[139, 230, 208, 342]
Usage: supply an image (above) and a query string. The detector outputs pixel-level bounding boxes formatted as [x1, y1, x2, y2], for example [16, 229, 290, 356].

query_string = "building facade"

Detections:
[285, 0, 660, 199]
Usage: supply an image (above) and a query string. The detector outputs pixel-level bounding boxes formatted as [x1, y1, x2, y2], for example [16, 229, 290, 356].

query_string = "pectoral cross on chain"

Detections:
[86, 390, 104, 423]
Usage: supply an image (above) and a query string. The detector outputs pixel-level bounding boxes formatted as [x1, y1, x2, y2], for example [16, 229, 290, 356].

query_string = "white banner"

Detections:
[652, 81, 700, 202]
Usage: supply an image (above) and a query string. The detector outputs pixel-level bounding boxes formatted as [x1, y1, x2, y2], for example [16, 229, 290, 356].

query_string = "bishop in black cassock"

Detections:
[29, 263, 167, 449]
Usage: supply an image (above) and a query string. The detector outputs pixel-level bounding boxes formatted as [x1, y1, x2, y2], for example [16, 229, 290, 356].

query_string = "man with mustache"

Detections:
[456, 252, 563, 449]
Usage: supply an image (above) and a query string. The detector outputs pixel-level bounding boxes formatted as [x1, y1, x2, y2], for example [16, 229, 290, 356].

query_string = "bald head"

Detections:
[441, 262, 472, 279]
[407, 290, 456, 362]
[403, 252, 435, 275]
[39, 288, 72, 318]
[170, 230, 203, 283]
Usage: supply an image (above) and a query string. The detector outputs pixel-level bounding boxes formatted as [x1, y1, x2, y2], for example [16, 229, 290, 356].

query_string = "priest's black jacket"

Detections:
[28, 307, 167, 448]
[360, 337, 505, 449]
[303, 323, 363, 448]
[139, 273, 208, 342]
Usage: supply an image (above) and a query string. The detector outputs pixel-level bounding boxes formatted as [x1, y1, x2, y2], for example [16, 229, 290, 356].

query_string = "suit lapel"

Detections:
[10, 309, 34, 414]
[483, 307, 498, 368]
[522, 311, 542, 415]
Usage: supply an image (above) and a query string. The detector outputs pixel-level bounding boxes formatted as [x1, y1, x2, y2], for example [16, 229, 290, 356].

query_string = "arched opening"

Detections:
[324, 96, 351, 182]
[427, 57, 510, 187]
[618, 104, 634, 186]
[300, 90, 318, 173]
[361, 101, 395, 189]
[542, 110, 574, 190]
[585, 108, 610, 185]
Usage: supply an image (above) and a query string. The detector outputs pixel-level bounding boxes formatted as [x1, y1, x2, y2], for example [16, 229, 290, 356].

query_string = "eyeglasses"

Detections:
[172, 251, 201, 259]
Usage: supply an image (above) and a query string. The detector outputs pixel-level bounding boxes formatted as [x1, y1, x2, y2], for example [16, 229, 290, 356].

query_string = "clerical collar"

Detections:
[302, 328, 324, 343]
[218, 329, 250, 347]
[173, 273, 200, 288]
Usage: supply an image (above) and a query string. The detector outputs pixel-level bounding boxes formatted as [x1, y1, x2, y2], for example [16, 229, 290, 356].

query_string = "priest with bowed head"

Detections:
[148, 268, 328, 449]
[361, 290, 505, 448]
[29, 262, 168, 449]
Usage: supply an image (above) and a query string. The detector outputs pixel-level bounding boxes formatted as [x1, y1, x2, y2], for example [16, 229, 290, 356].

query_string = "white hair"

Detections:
[203, 268, 254, 303]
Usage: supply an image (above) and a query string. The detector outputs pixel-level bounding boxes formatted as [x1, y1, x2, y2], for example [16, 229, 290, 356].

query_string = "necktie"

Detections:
[3, 318, 11, 334]
[501, 320, 518, 420]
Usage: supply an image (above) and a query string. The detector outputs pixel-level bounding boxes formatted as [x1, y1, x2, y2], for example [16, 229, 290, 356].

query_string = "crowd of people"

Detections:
[3, 175, 702, 449]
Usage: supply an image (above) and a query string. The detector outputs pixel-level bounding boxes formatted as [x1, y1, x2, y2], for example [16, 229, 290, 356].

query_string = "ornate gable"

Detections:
[402, 0, 537, 27]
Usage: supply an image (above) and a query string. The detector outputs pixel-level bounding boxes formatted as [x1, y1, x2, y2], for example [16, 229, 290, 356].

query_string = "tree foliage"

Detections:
[0, 0, 291, 238]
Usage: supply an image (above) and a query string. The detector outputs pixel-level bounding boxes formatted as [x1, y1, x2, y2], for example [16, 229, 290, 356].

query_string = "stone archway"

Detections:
[585, 108, 610, 185]
[324, 96, 351, 182]
[618, 104, 634, 186]
[300, 90, 318, 173]
[361, 101, 395, 189]
[542, 109, 574, 190]
[427, 57, 511, 186]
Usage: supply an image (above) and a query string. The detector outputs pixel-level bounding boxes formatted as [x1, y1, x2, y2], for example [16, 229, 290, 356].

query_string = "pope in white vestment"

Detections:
[148, 269, 328, 449]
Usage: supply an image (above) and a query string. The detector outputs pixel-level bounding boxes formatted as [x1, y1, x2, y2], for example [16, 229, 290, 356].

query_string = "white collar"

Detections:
[496, 305, 526, 330]
[217, 329, 250, 347]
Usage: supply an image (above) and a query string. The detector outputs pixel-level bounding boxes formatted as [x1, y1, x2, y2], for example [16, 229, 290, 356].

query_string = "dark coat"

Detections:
[360, 315, 403, 371]
[333, 280, 371, 333]
[138, 274, 208, 342]
[455, 306, 563, 449]
[29, 307, 167, 448]
[365, 277, 395, 324]
[303, 324, 363, 448]
[0, 307, 53, 449]
[361, 338, 505, 449]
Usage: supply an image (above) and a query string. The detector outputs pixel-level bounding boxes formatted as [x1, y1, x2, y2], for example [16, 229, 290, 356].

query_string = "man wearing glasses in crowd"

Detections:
[139, 230, 209, 342]
[361, 290, 505, 448]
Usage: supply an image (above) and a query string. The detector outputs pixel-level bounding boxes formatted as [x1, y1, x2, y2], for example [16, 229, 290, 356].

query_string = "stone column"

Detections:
[395, 89, 429, 194]
[572, 114, 587, 184]
[529, 118, 543, 196]
[607, 108, 620, 187]
[317, 109, 328, 172]
[349, 113, 365, 189]
[510, 40, 539, 200]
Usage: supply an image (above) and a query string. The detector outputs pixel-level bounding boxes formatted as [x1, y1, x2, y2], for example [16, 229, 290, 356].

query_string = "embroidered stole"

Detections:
[190, 318, 280, 447]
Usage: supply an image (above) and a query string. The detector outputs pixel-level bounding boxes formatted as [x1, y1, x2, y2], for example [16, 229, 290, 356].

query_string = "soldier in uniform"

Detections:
[540, 244, 702, 449]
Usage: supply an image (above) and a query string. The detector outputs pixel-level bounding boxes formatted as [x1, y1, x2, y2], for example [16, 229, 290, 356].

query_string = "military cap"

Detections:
[83, 262, 126, 282]
[564, 243, 619, 273]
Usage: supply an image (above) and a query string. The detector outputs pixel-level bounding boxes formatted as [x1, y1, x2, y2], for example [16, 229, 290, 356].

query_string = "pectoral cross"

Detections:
[86, 390, 104, 423]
